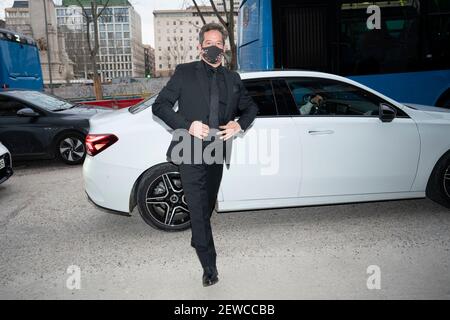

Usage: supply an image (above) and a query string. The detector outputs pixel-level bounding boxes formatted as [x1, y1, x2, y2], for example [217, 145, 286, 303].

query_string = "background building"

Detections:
[0, 19, 5, 29]
[144, 44, 155, 78]
[153, 4, 238, 77]
[5, 0, 74, 85]
[56, 0, 145, 82]
[214, 0, 241, 11]
[4, 1, 32, 36]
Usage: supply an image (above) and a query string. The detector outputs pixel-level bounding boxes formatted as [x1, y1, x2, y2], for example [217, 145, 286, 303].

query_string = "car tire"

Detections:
[55, 132, 86, 165]
[136, 162, 191, 231]
[426, 151, 450, 209]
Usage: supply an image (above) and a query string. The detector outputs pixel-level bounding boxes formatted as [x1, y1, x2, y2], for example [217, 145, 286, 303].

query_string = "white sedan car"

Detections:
[83, 71, 450, 231]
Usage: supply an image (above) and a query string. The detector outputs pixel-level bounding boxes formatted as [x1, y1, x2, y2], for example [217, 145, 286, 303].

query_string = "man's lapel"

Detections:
[195, 61, 210, 108]
[223, 69, 233, 122]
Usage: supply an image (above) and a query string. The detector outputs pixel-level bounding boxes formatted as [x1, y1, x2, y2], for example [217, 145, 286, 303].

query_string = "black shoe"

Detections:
[202, 266, 219, 287]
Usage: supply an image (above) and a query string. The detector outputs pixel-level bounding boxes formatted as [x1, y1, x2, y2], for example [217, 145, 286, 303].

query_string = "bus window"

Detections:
[340, 1, 421, 75]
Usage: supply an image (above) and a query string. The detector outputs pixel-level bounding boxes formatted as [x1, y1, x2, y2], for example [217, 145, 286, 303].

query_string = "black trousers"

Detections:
[178, 161, 224, 269]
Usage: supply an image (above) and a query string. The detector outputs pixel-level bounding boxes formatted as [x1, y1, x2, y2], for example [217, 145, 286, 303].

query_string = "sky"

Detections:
[0, 0, 211, 46]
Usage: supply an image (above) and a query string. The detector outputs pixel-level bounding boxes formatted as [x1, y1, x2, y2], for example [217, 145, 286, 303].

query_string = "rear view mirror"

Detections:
[379, 103, 396, 123]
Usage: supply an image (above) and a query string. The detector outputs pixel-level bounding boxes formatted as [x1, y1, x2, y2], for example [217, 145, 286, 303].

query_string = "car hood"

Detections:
[403, 103, 450, 113]
[403, 103, 450, 120]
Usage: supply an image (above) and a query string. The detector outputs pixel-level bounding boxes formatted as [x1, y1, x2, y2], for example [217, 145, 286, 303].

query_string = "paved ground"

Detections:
[0, 159, 449, 300]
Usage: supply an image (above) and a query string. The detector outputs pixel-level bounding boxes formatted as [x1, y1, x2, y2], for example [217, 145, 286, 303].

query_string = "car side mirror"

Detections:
[17, 108, 40, 117]
[379, 103, 396, 123]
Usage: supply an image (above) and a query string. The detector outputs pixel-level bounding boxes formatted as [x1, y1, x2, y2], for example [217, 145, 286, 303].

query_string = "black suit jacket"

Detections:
[152, 60, 259, 167]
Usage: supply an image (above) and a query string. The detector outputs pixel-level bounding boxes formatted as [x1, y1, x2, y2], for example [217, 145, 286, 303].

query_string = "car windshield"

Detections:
[128, 94, 158, 114]
[6, 91, 75, 111]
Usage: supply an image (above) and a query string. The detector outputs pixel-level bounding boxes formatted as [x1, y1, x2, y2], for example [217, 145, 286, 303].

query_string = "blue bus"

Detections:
[237, 0, 450, 108]
[0, 28, 43, 91]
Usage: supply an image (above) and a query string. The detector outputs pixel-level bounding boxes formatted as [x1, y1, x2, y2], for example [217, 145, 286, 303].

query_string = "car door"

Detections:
[0, 94, 48, 156]
[219, 78, 301, 203]
[283, 77, 420, 197]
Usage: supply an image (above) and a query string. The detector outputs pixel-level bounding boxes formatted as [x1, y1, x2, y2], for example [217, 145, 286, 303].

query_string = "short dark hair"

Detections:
[198, 22, 228, 45]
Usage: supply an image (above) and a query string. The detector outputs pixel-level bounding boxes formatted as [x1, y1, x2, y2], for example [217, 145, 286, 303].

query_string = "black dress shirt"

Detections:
[201, 59, 227, 124]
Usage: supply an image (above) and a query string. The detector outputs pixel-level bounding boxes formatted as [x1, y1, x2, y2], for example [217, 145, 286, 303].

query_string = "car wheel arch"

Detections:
[425, 148, 450, 205]
[128, 162, 169, 214]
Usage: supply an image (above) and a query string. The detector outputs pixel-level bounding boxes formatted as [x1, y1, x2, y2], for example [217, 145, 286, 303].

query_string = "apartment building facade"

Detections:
[56, 0, 145, 82]
[153, 4, 238, 77]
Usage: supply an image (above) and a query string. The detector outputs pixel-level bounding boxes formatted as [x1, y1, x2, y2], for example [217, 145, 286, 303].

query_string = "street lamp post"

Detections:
[43, 0, 54, 94]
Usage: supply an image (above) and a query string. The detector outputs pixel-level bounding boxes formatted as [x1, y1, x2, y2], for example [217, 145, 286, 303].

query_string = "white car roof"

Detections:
[238, 70, 347, 82]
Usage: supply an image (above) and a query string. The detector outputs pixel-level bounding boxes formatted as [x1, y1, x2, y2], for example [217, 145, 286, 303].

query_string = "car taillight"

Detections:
[85, 134, 119, 156]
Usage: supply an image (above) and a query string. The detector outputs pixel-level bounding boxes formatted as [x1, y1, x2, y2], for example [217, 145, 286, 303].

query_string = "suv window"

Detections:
[242, 79, 278, 116]
[285, 77, 408, 117]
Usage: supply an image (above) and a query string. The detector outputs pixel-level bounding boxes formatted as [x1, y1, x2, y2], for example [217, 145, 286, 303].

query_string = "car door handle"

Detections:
[308, 130, 334, 135]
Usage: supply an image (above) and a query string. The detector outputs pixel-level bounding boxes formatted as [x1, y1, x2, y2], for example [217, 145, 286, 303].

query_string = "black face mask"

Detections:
[202, 45, 223, 64]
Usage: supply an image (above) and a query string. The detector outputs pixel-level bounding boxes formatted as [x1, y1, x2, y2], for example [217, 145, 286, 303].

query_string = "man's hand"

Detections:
[189, 121, 210, 139]
[217, 121, 242, 141]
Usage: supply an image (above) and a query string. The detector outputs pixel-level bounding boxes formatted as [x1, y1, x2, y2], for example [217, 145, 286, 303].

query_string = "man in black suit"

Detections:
[152, 22, 258, 287]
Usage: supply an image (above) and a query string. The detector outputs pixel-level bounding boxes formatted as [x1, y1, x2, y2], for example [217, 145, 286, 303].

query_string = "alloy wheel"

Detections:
[145, 172, 190, 227]
[59, 137, 85, 163]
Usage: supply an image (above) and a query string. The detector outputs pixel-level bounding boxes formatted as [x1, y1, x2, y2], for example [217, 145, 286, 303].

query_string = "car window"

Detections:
[0, 96, 29, 116]
[271, 79, 299, 116]
[285, 77, 405, 117]
[242, 79, 278, 116]
[4, 91, 73, 111]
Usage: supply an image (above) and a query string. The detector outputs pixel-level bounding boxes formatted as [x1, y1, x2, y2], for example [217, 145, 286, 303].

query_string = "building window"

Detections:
[159, 64, 162, 68]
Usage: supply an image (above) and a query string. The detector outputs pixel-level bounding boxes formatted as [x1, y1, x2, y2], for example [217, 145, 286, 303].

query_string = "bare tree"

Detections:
[192, 0, 237, 70]
[61, 25, 90, 80]
[76, 0, 111, 100]
[162, 36, 191, 72]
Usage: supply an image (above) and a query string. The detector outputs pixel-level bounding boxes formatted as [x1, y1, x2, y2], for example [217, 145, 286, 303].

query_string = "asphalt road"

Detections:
[1, 159, 449, 299]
